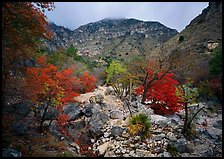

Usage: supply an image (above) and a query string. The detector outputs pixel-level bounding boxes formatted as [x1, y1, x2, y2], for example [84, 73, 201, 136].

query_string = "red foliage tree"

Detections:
[25, 55, 96, 130]
[79, 71, 97, 93]
[135, 69, 184, 115]
[2, 2, 55, 105]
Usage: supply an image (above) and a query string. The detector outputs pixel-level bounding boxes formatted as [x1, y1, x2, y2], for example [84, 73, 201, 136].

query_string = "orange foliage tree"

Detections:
[127, 56, 184, 115]
[2, 2, 54, 105]
[25, 55, 96, 130]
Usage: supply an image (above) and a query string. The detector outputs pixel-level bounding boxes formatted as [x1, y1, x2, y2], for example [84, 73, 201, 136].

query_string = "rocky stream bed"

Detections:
[2, 86, 222, 157]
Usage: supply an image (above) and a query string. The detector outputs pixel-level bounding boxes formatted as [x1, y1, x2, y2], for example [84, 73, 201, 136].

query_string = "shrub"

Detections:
[166, 144, 179, 157]
[178, 35, 184, 43]
[197, 80, 212, 100]
[127, 113, 151, 138]
[209, 48, 222, 76]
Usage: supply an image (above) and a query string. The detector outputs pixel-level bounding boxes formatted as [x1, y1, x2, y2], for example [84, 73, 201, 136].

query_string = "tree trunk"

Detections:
[141, 86, 148, 104]
[181, 102, 188, 134]
[39, 102, 50, 131]
[129, 79, 132, 101]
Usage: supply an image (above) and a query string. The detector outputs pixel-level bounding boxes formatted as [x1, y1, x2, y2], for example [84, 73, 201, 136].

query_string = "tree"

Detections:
[135, 68, 184, 115]
[79, 71, 97, 93]
[105, 60, 128, 97]
[2, 2, 55, 105]
[168, 51, 207, 135]
[25, 55, 96, 130]
[209, 48, 222, 77]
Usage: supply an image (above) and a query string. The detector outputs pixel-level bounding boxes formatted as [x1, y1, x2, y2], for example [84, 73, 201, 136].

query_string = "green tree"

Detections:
[105, 60, 130, 97]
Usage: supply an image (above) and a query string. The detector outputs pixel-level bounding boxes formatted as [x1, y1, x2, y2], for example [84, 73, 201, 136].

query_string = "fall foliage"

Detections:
[2, 2, 55, 105]
[135, 71, 184, 115]
[25, 55, 96, 130]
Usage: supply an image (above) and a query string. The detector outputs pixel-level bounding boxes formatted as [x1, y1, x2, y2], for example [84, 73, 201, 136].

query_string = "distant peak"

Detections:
[101, 17, 126, 21]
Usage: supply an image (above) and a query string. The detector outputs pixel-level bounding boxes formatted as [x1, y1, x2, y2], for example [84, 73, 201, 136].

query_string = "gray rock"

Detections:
[163, 151, 172, 157]
[151, 134, 166, 141]
[97, 141, 110, 156]
[82, 105, 93, 117]
[200, 148, 214, 157]
[104, 150, 116, 157]
[6, 100, 32, 117]
[90, 103, 102, 114]
[70, 142, 80, 154]
[213, 120, 222, 129]
[2, 148, 22, 157]
[150, 115, 170, 127]
[167, 132, 177, 142]
[130, 150, 135, 156]
[123, 154, 130, 157]
[110, 110, 124, 119]
[12, 119, 31, 135]
[89, 94, 104, 104]
[206, 127, 222, 140]
[49, 121, 64, 140]
[63, 103, 82, 121]
[130, 101, 138, 108]
[89, 111, 109, 137]
[104, 132, 111, 138]
[104, 87, 114, 95]
[110, 126, 125, 138]
[174, 138, 187, 153]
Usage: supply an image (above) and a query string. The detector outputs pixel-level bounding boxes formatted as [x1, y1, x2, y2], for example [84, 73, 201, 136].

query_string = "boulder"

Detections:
[63, 103, 82, 121]
[151, 133, 166, 141]
[12, 119, 31, 135]
[104, 87, 114, 95]
[167, 132, 177, 142]
[110, 126, 125, 138]
[89, 111, 109, 137]
[110, 110, 124, 119]
[138, 107, 154, 117]
[150, 114, 170, 127]
[82, 105, 93, 117]
[97, 141, 111, 156]
[89, 94, 104, 104]
[9, 100, 32, 117]
[49, 121, 65, 140]
[173, 138, 187, 153]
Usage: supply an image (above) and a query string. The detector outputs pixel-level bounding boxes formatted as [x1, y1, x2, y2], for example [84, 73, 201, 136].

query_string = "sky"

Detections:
[45, 2, 209, 32]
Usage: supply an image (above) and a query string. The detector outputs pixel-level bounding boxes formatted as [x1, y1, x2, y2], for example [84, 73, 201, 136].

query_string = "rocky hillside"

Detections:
[149, 2, 222, 66]
[44, 18, 178, 60]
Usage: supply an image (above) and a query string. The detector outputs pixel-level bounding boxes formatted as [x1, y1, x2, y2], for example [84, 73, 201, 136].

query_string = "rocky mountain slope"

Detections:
[149, 2, 222, 68]
[44, 18, 178, 60]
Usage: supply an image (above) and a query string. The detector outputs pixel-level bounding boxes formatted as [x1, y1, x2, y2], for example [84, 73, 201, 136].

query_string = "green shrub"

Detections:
[127, 113, 151, 137]
[178, 35, 184, 43]
[197, 80, 212, 100]
[209, 48, 222, 77]
[166, 144, 179, 157]
[62, 151, 75, 157]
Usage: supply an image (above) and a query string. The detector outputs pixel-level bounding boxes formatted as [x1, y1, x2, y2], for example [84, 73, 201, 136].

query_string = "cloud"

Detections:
[45, 2, 208, 32]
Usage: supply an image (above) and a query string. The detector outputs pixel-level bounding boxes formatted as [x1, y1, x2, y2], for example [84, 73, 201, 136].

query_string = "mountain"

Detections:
[149, 2, 222, 81]
[44, 18, 178, 61]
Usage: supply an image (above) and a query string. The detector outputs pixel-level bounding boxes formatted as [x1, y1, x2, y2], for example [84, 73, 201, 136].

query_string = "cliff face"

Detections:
[44, 18, 178, 60]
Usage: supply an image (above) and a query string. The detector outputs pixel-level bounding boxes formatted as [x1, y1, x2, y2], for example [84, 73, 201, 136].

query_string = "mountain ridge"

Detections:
[44, 18, 178, 60]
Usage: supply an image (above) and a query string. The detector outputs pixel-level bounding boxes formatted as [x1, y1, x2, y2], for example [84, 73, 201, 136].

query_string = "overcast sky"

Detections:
[45, 2, 209, 32]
